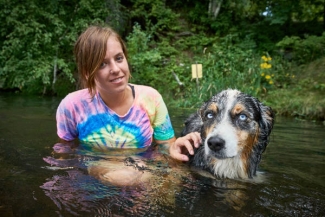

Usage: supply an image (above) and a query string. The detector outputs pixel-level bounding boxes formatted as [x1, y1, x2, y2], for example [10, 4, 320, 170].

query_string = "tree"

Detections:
[0, 0, 125, 94]
[209, 0, 223, 19]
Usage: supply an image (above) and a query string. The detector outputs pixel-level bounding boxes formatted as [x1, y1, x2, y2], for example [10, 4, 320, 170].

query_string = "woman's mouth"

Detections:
[110, 77, 123, 83]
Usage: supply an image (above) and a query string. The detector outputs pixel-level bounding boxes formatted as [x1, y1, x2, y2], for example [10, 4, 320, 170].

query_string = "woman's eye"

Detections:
[239, 114, 247, 121]
[100, 62, 107, 68]
[206, 112, 214, 119]
[116, 55, 124, 62]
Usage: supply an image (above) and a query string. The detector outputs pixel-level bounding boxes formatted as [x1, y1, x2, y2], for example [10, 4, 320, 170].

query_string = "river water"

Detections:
[0, 93, 324, 216]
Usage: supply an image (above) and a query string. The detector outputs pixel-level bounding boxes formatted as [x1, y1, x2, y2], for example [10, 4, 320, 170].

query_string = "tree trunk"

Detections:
[209, 0, 223, 20]
[323, 1, 325, 31]
[52, 47, 58, 90]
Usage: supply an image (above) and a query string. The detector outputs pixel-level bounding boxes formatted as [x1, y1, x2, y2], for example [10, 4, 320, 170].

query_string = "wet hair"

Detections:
[74, 25, 128, 96]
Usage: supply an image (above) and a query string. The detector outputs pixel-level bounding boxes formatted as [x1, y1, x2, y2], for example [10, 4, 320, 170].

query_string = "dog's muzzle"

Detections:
[205, 135, 233, 159]
[207, 136, 225, 152]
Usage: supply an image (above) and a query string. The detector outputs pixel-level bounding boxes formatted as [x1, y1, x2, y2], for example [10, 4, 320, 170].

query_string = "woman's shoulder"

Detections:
[64, 89, 91, 99]
[60, 89, 92, 106]
[131, 84, 165, 110]
[132, 84, 161, 97]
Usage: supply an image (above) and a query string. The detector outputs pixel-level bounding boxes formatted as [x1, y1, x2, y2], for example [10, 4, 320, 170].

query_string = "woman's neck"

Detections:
[99, 86, 134, 116]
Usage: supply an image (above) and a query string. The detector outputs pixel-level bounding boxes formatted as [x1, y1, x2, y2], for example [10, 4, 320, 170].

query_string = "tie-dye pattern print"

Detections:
[56, 85, 174, 150]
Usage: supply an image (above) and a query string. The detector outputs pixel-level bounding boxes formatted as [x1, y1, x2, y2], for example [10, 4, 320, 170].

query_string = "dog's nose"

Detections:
[207, 136, 225, 152]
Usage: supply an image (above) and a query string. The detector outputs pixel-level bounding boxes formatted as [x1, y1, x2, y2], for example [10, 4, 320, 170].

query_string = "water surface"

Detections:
[0, 93, 324, 216]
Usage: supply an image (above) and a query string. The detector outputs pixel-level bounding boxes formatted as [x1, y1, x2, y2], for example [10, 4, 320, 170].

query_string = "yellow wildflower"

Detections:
[260, 63, 272, 69]
[261, 72, 265, 76]
[265, 75, 271, 80]
[269, 80, 273, 85]
[261, 55, 272, 62]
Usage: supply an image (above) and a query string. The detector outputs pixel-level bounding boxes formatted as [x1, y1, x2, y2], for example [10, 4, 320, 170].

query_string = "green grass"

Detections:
[262, 57, 325, 121]
[263, 89, 325, 121]
[166, 57, 325, 122]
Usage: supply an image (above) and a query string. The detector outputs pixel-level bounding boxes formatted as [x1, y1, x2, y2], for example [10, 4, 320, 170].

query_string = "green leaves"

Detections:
[0, 0, 324, 101]
[127, 23, 163, 87]
[276, 34, 325, 64]
[0, 0, 111, 94]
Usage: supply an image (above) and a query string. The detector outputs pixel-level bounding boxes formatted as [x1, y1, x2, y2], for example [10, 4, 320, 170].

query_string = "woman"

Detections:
[56, 25, 200, 165]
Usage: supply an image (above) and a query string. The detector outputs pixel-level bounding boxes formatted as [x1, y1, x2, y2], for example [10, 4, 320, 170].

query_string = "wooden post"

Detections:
[191, 63, 202, 92]
[195, 62, 199, 92]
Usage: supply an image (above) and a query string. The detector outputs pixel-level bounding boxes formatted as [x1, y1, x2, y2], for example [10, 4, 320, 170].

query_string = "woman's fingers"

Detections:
[169, 132, 202, 161]
[171, 151, 190, 162]
[181, 138, 195, 155]
[186, 132, 201, 148]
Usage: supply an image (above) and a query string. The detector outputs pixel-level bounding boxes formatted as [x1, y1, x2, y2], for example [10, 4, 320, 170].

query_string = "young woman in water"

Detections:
[56, 25, 200, 167]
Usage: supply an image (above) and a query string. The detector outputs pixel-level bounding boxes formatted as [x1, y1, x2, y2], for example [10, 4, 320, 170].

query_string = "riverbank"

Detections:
[1, 56, 323, 122]
[166, 57, 325, 123]
[261, 57, 325, 122]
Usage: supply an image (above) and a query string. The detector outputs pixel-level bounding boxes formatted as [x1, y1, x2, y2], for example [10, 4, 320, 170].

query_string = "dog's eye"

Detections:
[239, 114, 247, 121]
[206, 112, 214, 119]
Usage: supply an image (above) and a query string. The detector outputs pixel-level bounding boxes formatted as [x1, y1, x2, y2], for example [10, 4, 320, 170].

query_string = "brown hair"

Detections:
[74, 25, 128, 96]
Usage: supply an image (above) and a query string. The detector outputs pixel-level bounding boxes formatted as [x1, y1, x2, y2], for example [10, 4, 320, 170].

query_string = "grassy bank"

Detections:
[165, 57, 325, 122]
[261, 57, 325, 121]
[124, 21, 325, 122]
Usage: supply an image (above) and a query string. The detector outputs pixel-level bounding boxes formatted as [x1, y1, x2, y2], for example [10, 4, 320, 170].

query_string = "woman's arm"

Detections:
[155, 132, 201, 161]
[52, 138, 79, 154]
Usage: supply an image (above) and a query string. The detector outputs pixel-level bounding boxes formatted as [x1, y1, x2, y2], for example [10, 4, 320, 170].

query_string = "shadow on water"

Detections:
[0, 93, 324, 216]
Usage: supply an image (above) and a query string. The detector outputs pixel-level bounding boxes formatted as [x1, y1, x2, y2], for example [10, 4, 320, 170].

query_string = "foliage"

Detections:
[167, 42, 275, 108]
[0, 0, 122, 94]
[129, 0, 180, 37]
[263, 88, 325, 121]
[127, 23, 163, 87]
[261, 56, 325, 121]
[276, 33, 325, 64]
[0, 0, 324, 120]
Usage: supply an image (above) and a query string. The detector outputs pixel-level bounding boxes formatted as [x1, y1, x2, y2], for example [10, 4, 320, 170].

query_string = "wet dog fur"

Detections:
[181, 89, 274, 179]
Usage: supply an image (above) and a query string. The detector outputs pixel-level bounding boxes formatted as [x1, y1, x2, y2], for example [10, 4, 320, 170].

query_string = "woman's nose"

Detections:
[109, 61, 120, 73]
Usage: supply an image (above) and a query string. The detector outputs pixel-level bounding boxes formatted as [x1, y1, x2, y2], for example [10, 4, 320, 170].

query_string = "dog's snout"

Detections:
[207, 136, 225, 152]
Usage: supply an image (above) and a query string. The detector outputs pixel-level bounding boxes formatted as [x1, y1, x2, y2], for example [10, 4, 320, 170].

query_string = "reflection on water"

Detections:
[40, 146, 184, 216]
[0, 93, 325, 216]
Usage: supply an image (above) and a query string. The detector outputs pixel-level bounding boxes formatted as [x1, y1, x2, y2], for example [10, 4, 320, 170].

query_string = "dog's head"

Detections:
[195, 89, 274, 161]
[182, 89, 274, 178]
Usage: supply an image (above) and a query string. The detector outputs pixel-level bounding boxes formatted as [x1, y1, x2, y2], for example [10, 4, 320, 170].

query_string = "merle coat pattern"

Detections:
[181, 89, 274, 179]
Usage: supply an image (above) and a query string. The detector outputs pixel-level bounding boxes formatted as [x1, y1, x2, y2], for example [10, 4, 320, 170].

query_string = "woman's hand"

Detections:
[168, 132, 201, 161]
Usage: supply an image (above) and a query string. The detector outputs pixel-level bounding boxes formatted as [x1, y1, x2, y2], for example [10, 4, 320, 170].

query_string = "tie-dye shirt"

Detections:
[56, 84, 175, 150]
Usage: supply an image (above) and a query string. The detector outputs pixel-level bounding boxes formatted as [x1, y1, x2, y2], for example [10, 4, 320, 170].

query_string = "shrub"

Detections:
[276, 33, 325, 64]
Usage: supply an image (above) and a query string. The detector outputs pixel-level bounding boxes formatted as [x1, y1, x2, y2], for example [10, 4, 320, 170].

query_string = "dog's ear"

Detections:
[199, 101, 209, 121]
[181, 110, 203, 136]
[253, 102, 274, 165]
[259, 103, 275, 136]
[199, 108, 204, 121]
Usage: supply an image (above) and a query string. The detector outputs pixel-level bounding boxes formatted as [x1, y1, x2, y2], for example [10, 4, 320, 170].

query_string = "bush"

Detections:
[276, 33, 325, 64]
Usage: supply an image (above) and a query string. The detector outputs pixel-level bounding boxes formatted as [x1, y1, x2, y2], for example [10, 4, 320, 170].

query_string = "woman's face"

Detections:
[95, 36, 130, 95]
